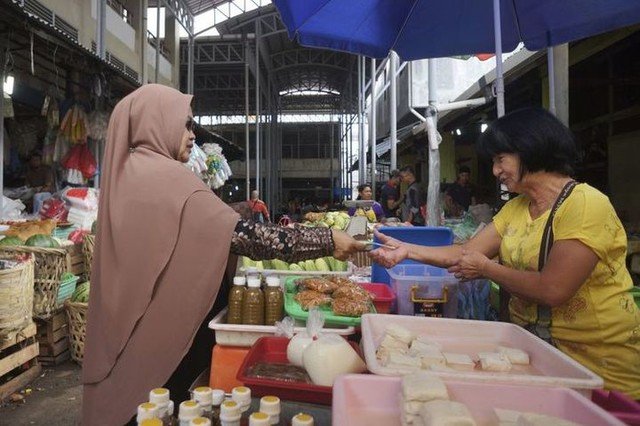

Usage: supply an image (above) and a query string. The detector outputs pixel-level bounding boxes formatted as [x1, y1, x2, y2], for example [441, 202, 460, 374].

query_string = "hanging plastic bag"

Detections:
[286, 308, 325, 367]
[274, 316, 296, 338]
[62, 145, 97, 179]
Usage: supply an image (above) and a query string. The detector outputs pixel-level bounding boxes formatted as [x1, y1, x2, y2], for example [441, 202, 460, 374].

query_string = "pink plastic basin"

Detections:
[333, 374, 624, 426]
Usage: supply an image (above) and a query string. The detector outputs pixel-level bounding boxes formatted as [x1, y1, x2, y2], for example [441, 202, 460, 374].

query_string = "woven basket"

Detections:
[82, 234, 95, 280]
[0, 255, 34, 338]
[0, 246, 68, 319]
[64, 300, 88, 364]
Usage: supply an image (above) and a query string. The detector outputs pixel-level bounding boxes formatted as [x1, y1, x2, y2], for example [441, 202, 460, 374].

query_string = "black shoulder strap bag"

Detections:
[525, 180, 578, 345]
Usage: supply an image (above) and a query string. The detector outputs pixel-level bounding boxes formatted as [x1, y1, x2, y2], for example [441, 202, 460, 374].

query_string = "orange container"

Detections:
[209, 344, 250, 392]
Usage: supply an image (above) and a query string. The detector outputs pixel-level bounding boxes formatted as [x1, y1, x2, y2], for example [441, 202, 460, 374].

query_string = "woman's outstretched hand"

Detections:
[367, 229, 409, 268]
[331, 229, 367, 261]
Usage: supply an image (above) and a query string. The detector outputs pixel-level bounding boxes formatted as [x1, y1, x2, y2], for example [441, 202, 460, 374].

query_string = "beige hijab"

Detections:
[82, 84, 238, 424]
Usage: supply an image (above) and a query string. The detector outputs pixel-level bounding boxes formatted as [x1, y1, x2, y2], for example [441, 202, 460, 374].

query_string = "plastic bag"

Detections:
[286, 308, 325, 367]
[62, 145, 97, 179]
[1, 196, 26, 220]
[39, 197, 68, 221]
[274, 316, 296, 338]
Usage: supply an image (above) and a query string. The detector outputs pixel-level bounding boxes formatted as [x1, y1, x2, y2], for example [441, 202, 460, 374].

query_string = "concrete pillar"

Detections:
[164, 9, 180, 88]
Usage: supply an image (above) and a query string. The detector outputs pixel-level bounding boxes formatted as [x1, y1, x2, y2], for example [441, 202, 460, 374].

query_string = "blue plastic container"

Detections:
[371, 226, 454, 285]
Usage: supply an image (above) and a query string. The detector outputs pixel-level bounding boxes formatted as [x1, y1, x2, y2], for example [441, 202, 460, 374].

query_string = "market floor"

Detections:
[0, 361, 82, 425]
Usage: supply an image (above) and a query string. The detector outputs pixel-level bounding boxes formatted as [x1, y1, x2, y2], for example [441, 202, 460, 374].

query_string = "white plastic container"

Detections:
[332, 374, 623, 426]
[387, 264, 459, 318]
[209, 308, 356, 347]
[360, 314, 603, 393]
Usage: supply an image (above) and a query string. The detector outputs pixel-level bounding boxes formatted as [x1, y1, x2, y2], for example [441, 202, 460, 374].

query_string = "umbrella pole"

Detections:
[426, 59, 440, 227]
[0, 69, 4, 219]
[547, 48, 556, 115]
[493, 0, 505, 118]
[370, 58, 377, 198]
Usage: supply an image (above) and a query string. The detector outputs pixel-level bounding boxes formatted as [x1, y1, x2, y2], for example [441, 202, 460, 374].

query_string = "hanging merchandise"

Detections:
[59, 104, 89, 145]
[62, 144, 97, 184]
[186, 143, 233, 189]
[86, 110, 110, 141]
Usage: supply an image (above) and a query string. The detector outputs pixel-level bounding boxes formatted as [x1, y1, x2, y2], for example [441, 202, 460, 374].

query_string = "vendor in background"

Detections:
[444, 165, 476, 217]
[399, 166, 425, 225]
[380, 170, 404, 218]
[249, 189, 270, 223]
[81, 84, 366, 425]
[25, 151, 54, 214]
[370, 107, 640, 399]
[348, 183, 385, 222]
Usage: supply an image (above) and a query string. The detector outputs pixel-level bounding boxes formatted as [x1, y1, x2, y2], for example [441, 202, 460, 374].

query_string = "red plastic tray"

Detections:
[236, 336, 362, 405]
[362, 283, 396, 314]
[592, 389, 640, 425]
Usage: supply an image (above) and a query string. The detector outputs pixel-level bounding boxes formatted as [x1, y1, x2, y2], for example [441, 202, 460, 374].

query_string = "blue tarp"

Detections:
[274, 0, 640, 60]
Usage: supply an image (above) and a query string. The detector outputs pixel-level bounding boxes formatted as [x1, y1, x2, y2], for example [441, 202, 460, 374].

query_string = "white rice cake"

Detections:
[401, 409, 422, 426]
[387, 351, 422, 369]
[429, 364, 456, 373]
[497, 346, 530, 365]
[385, 323, 415, 344]
[494, 408, 522, 424]
[380, 334, 410, 351]
[420, 400, 477, 426]
[516, 413, 579, 426]
[414, 336, 443, 349]
[478, 352, 512, 372]
[443, 353, 476, 371]
[402, 372, 449, 402]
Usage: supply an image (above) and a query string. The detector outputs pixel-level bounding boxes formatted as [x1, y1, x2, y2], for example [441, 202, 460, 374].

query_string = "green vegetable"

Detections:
[0, 236, 24, 246]
[25, 234, 59, 248]
[71, 281, 90, 303]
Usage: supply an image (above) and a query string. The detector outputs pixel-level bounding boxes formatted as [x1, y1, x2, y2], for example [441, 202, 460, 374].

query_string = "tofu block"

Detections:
[478, 352, 512, 372]
[380, 334, 410, 351]
[429, 364, 456, 373]
[385, 323, 415, 344]
[401, 410, 422, 426]
[401, 396, 425, 415]
[402, 372, 449, 402]
[443, 353, 476, 371]
[516, 413, 579, 426]
[414, 336, 443, 349]
[419, 351, 447, 369]
[410, 339, 443, 356]
[497, 346, 530, 365]
[420, 400, 477, 426]
[387, 352, 422, 369]
[494, 408, 523, 424]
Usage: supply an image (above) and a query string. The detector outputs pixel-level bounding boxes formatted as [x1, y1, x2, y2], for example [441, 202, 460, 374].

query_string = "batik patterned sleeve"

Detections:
[230, 219, 335, 262]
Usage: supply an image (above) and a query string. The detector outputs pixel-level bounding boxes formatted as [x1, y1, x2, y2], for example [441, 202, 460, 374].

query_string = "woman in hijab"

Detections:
[82, 84, 364, 425]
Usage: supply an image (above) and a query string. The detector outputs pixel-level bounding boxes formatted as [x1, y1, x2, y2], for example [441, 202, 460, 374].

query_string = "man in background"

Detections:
[399, 166, 425, 226]
[26, 151, 54, 214]
[248, 190, 270, 223]
[380, 169, 403, 218]
[444, 166, 476, 217]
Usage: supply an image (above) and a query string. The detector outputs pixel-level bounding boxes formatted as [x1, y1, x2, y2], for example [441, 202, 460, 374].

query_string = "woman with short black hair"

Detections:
[371, 107, 640, 399]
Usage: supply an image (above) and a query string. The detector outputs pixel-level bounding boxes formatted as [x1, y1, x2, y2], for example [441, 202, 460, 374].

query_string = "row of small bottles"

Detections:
[228, 275, 284, 326]
[137, 386, 314, 426]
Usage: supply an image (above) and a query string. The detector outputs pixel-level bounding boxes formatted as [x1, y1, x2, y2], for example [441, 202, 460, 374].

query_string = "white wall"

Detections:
[91, 0, 135, 48]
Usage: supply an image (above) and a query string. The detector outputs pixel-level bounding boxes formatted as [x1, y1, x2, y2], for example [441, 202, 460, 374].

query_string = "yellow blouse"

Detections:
[493, 183, 640, 398]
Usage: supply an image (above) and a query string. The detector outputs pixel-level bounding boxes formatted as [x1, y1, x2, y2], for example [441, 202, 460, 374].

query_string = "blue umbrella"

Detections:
[274, 0, 640, 60]
[274, 0, 640, 224]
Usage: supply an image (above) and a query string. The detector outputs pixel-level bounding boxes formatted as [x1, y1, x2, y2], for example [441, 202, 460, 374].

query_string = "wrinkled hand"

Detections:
[331, 229, 367, 261]
[367, 229, 409, 268]
[448, 249, 490, 281]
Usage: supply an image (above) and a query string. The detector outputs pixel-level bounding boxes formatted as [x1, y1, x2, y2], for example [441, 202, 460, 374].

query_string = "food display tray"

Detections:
[236, 336, 362, 405]
[332, 374, 623, 426]
[208, 308, 356, 347]
[360, 314, 603, 393]
[283, 276, 376, 327]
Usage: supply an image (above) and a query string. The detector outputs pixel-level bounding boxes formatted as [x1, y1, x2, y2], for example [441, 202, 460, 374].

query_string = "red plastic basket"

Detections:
[592, 389, 640, 425]
[236, 336, 362, 405]
[362, 283, 396, 314]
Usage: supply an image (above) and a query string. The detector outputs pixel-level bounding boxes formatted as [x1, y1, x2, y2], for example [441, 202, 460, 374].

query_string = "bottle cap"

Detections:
[247, 277, 261, 288]
[249, 412, 271, 426]
[233, 276, 246, 286]
[137, 402, 159, 422]
[221, 400, 241, 417]
[259, 395, 281, 414]
[232, 386, 252, 404]
[189, 417, 212, 426]
[178, 400, 202, 419]
[211, 389, 225, 405]
[149, 388, 170, 405]
[193, 386, 213, 406]
[140, 419, 163, 426]
[292, 412, 314, 426]
[265, 276, 280, 287]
